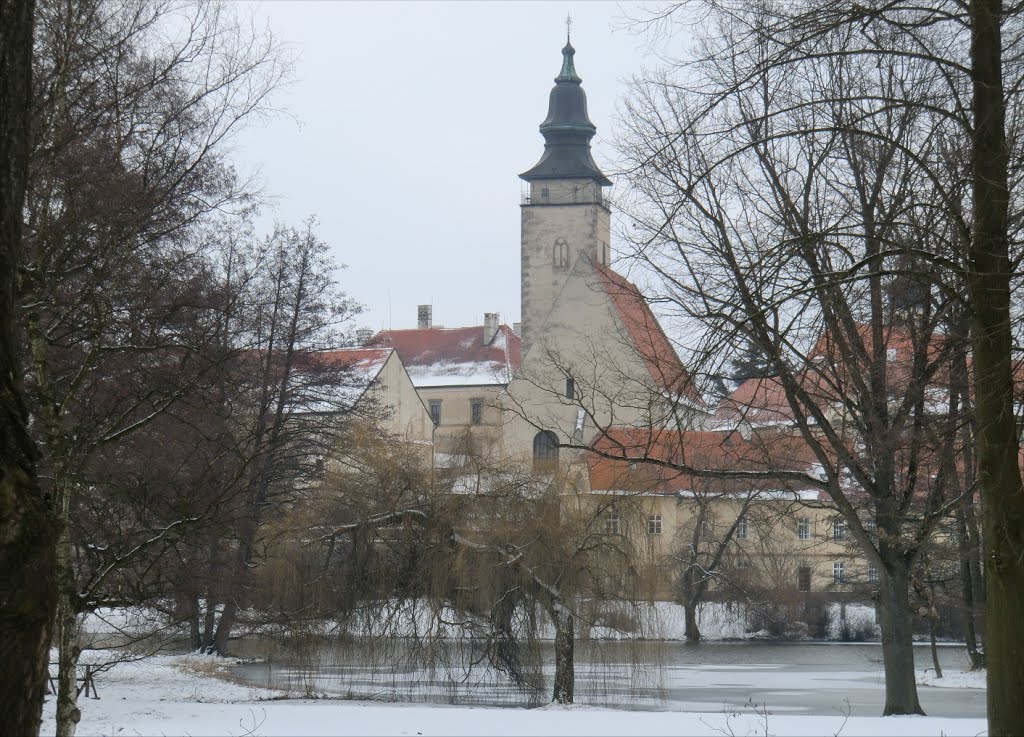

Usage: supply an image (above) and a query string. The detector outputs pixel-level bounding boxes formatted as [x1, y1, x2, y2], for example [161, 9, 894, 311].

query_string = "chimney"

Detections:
[356, 328, 373, 345]
[483, 313, 499, 345]
[513, 322, 522, 335]
[417, 304, 432, 329]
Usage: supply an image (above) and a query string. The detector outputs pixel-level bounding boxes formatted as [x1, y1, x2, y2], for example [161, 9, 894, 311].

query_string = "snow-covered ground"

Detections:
[40, 654, 988, 736]
[80, 599, 885, 643]
[918, 668, 987, 689]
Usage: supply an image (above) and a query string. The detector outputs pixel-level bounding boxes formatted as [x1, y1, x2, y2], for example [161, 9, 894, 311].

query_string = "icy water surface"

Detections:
[229, 639, 985, 718]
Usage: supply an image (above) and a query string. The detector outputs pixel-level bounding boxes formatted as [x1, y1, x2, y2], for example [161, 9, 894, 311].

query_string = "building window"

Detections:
[797, 566, 812, 592]
[532, 430, 559, 470]
[833, 562, 846, 584]
[699, 518, 712, 539]
[429, 400, 441, 427]
[470, 399, 483, 425]
[553, 238, 570, 269]
[736, 558, 752, 571]
[797, 517, 811, 540]
[868, 566, 879, 584]
[565, 376, 575, 399]
[648, 514, 662, 535]
[605, 511, 621, 535]
[735, 516, 748, 540]
[832, 519, 845, 541]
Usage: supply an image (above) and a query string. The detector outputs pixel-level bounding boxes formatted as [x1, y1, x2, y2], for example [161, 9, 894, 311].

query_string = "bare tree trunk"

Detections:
[877, 560, 924, 715]
[929, 618, 943, 680]
[202, 597, 217, 653]
[684, 600, 701, 644]
[212, 598, 239, 655]
[188, 595, 202, 652]
[969, 2, 1024, 733]
[54, 522, 81, 737]
[956, 505, 985, 670]
[551, 604, 574, 705]
[0, 0, 57, 734]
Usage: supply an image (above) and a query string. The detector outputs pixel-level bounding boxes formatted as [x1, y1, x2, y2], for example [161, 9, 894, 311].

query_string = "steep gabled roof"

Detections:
[590, 263, 702, 405]
[371, 324, 521, 388]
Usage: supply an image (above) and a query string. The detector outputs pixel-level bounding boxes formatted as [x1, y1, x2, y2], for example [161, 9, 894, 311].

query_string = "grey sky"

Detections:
[234, 1, 663, 335]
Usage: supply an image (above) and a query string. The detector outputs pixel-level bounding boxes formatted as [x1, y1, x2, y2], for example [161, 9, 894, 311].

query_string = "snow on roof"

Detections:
[590, 264, 703, 405]
[370, 324, 521, 387]
[311, 348, 394, 409]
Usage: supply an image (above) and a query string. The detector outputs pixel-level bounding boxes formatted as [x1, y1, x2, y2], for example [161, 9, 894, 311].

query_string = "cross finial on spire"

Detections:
[565, 13, 572, 42]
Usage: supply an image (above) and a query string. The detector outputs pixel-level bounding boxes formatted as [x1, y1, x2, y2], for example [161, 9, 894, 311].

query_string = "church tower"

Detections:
[520, 37, 611, 355]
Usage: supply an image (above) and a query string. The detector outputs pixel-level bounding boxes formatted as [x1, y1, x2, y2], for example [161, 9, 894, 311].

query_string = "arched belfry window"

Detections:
[553, 238, 570, 269]
[533, 430, 559, 470]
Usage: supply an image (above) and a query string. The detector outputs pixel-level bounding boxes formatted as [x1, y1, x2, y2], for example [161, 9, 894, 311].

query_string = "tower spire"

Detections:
[565, 13, 572, 43]
[520, 36, 610, 185]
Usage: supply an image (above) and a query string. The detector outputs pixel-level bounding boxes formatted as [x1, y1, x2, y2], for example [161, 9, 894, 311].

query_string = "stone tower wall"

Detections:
[520, 189, 610, 354]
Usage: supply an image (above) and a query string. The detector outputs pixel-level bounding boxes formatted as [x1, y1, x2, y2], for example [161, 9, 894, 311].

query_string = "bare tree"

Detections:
[0, 0, 58, 733]
[200, 220, 360, 654]
[18, 2, 286, 732]
[613, 5, 988, 715]
[619, 3, 1023, 727]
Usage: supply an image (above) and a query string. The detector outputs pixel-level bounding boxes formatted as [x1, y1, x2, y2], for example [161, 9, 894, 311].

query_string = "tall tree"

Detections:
[616, 4, 987, 715]
[19, 2, 285, 732]
[619, 2, 1024, 725]
[968, 1, 1023, 731]
[0, 0, 58, 733]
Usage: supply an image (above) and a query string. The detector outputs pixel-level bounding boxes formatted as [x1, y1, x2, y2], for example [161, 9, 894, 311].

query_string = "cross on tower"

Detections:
[565, 13, 572, 42]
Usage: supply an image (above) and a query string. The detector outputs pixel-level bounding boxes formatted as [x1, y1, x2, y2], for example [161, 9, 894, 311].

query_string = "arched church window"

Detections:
[553, 238, 570, 269]
[533, 430, 559, 470]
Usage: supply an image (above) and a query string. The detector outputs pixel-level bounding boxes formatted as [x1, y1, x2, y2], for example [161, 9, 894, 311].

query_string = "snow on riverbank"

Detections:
[82, 600, 886, 643]
[40, 653, 988, 736]
[918, 668, 987, 689]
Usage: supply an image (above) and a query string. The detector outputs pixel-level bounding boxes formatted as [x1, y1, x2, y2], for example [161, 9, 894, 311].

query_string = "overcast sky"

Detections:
[233, 2, 673, 334]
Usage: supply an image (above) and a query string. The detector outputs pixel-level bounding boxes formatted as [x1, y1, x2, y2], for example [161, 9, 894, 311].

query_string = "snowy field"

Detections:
[40, 653, 988, 736]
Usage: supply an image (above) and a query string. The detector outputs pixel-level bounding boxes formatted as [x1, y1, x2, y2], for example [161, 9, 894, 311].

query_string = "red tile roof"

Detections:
[591, 264, 702, 404]
[370, 324, 521, 386]
[316, 348, 392, 379]
[586, 426, 822, 495]
[717, 376, 794, 426]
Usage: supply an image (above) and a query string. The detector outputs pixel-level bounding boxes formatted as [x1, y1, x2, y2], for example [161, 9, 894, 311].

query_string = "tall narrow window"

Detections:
[605, 511, 621, 535]
[565, 376, 575, 399]
[532, 430, 559, 470]
[797, 517, 810, 540]
[470, 399, 483, 425]
[553, 238, 570, 269]
[647, 514, 662, 535]
[735, 516, 748, 540]
[868, 566, 879, 584]
[833, 562, 846, 584]
[832, 519, 845, 541]
[429, 400, 441, 427]
[797, 566, 812, 592]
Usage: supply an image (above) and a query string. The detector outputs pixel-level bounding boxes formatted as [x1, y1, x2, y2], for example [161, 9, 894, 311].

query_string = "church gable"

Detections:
[502, 256, 704, 460]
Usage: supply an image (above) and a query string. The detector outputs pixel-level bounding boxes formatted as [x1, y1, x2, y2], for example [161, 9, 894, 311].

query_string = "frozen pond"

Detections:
[229, 639, 985, 718]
